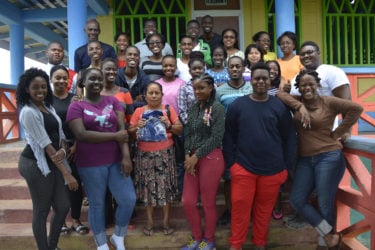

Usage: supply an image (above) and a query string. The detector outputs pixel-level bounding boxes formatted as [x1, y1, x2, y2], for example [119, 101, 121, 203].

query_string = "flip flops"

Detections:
[71, 223, 89, 235]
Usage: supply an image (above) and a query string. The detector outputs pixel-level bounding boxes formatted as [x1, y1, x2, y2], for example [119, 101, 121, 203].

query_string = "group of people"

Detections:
[16, 14, 363, 250]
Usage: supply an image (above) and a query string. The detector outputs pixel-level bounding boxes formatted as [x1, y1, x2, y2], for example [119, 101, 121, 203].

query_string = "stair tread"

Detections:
[0, 179, 26, 187]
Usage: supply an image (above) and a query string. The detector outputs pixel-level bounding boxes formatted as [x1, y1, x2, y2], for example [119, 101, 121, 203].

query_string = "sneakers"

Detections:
[181, 236, 201, 250]
[110, 235, 125, 250]
[198, 239, 216, 250]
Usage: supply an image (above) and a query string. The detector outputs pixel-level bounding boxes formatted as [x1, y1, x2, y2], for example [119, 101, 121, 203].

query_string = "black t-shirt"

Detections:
[22, 111, 60, 167]
[53, 93, 75, 141]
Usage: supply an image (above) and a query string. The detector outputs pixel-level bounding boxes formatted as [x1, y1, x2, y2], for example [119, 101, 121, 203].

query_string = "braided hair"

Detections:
[294, 69, 321, 89]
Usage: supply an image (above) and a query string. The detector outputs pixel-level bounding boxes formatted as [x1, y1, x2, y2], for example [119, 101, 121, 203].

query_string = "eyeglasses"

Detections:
[148, 41, 162, 46]
[258, 39, 270, 43]
[299, 50, 316, 57]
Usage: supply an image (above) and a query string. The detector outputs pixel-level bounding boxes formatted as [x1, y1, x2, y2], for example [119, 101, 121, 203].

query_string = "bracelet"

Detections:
[60, 148, 67, 158]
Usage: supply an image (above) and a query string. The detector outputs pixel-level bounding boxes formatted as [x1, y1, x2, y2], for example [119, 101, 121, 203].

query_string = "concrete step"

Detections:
[0, 178, 30, 199]
[0, 219, 319, 250]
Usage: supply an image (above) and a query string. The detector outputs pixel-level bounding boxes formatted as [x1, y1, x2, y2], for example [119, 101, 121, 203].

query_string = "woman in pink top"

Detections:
[128, 82, 183, 236]
[156, 55, 186, 112]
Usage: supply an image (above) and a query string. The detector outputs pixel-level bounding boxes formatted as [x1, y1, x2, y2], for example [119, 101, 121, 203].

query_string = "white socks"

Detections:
[110, 234, 125, 250]
[97, 243, 109, 250]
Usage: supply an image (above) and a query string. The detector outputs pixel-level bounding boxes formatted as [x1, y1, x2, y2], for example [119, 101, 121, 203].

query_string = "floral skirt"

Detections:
[134, 146, 178, 206]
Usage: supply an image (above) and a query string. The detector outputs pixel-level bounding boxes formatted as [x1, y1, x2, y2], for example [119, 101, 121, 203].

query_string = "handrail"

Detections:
[0, 83, 18, 144]
[337, 136, 375, 249]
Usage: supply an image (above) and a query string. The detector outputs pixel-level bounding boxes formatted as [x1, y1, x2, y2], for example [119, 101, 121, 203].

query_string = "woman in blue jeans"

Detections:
[277, 70, 363, 249]
[67, 68, 136, 250]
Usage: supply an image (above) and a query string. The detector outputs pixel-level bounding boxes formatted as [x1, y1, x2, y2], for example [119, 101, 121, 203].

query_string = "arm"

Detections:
[330, 97, 363, 140]
[45, 144, 78, 191]
[20, 108, 77, 190]
[194, 103, 225, 158]
[116, 110, 132, 177]
[276, 91, 311, 128]
[222, 106, 237, 169]
[69, 118, 128, 143]
[332, 84, 351, 100]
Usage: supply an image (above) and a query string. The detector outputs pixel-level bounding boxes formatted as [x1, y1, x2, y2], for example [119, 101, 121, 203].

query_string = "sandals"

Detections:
[163, 226, 174, 235]
[71, 223, 89, 235]
[143, 226, 154, 236]
[272, 209, 283, 220]
[60, 223, 70, 235]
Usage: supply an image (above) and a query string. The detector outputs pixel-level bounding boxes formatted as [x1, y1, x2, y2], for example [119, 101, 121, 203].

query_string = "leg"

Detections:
[78, 165, 108, 247]
[182, 166, 202, 241]
[199, 149, 225, 242]
[289, 156, 318, 225]
[49, 170, 70, 249]
[229, 163, 256, 249]
[18, 156, 53, 250]
[146, 205, 154, 229]
[107, 162, 136, 236]
[69, 162, 85, 227]
[314, 150, 345, 226]
[251, 170, 287, 246]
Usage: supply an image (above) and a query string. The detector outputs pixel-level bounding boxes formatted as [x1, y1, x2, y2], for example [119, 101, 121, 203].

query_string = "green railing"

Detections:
[323, 0, 375, 66]
[112, 0, 188, 54]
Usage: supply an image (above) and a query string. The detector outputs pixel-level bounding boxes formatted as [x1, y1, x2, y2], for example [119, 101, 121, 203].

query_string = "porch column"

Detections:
[67, 0, 87, 70]
[9, 24, 24, 85]
[275, 0, 295, 57]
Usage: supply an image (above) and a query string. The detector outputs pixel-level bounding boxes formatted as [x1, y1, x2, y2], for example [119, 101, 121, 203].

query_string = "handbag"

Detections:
[165, 105, 185, 163]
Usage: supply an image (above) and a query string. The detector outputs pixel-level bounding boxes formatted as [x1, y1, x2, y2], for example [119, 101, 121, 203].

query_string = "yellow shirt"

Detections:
[263, 51, 277, 61]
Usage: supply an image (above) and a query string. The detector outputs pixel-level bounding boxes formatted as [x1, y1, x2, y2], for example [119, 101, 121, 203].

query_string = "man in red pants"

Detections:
[223, 62, 296, 250]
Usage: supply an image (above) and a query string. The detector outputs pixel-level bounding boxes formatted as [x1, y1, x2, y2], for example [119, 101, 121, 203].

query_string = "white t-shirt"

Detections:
[290, 64, 349, 96]
[177, 58, 191, 83]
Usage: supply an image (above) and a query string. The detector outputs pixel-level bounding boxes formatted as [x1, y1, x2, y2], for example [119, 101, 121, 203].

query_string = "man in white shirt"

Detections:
[135, 18, 174, 58]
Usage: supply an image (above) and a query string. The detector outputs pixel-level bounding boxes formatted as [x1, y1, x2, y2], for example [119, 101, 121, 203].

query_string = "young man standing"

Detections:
[224, 62, 296, 250]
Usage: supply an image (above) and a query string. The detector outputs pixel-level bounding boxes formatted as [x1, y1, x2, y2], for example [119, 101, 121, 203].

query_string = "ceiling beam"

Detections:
[22, 8, 67, 22]
[87, 0, 109, 15]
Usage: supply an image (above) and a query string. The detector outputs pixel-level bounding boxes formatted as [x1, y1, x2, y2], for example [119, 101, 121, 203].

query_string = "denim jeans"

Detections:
[290, 149, 345, 228]
[78, 162, 136, 246]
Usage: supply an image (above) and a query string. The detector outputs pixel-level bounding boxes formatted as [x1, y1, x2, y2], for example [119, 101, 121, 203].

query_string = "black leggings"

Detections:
[18, 156, 70, 250]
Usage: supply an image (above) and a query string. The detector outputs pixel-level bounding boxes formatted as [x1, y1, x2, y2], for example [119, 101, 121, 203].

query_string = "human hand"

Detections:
[114, 130, 129, 143]
[137, 119, 147, 128]
[298, 105, 311, 129]
[64, 174, 79, 191]
[67, 144, 76, 162]
[121, 157, 133, 177]
[283, 82, 291, 93]
[184, 154, 198, 176]
[51, 149, 66, 164]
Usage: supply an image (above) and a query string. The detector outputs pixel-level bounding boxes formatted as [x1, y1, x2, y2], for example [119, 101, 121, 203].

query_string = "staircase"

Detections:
[0, 141, 319, 250]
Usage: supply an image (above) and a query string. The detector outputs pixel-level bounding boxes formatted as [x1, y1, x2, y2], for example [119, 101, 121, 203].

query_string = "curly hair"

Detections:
[16, 67, 53, 107]
[294, 69, 321, 89]
[276, 31, 298, 49]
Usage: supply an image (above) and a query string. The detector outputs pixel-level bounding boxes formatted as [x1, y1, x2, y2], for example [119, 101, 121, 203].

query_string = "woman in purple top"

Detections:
[67, 68, 136, 250]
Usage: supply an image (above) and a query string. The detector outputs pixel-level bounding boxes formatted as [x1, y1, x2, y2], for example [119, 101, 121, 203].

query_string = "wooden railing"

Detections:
[0, 83, 18, 144]
[337, 136, 375, 249]
[347, 73, 375, 135]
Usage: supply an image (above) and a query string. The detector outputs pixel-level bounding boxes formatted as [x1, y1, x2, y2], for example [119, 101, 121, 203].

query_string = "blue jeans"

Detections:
[78, 162, 136, 246]
[290, 149, 345, 228]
